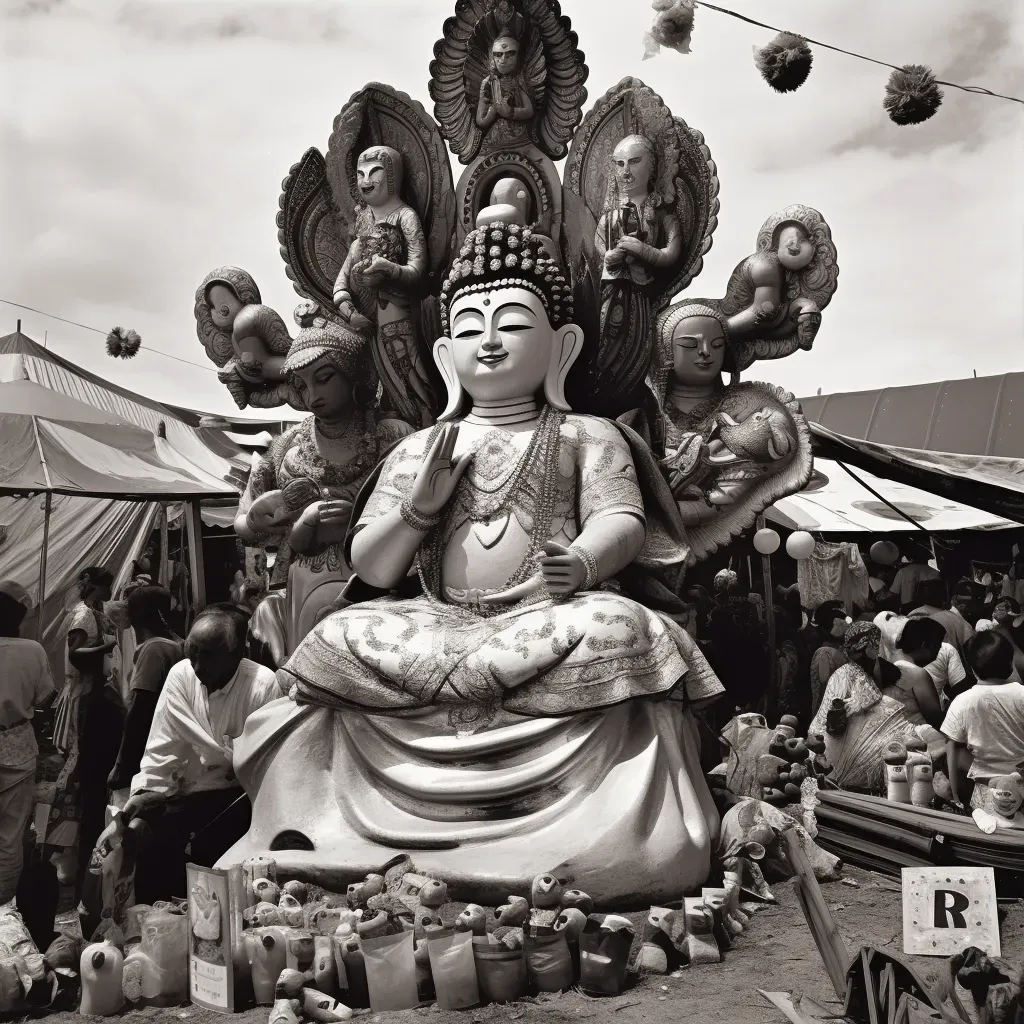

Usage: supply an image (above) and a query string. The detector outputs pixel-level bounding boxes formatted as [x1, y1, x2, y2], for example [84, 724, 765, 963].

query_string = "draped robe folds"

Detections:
[219, 417, 724, 906]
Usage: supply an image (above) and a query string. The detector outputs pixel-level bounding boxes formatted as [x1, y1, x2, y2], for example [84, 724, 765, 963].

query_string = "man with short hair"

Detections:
[891, 548, 940, 612]
[908, 578, 974, 649]
[99, 604, 282, 902]
[943, 631, 1024, 808]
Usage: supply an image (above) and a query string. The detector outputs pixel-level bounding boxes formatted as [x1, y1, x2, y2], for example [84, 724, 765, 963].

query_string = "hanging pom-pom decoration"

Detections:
[643, 0, 695, 60]
[753, 31, 813, 93]
[883, 64, 944, 125]
[106, 326, 142, 360]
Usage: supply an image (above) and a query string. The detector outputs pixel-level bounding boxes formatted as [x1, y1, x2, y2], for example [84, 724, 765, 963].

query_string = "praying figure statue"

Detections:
[332, 146, 438, 428]
[653, 302, 812, 563]
[595, 135, 683, 404]
[222, 223, 724, 906]
[475, 28, 534, 150]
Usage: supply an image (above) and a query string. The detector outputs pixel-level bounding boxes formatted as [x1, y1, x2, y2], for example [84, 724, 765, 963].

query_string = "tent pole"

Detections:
[184, 499, 207, 621]
[757, 515, 778, 723]
[36, 492, 52, 642]
[158, 503, 169, 586]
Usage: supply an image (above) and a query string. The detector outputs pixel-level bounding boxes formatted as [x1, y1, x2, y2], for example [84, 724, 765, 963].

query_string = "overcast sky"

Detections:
[2, 0, 1021, 420]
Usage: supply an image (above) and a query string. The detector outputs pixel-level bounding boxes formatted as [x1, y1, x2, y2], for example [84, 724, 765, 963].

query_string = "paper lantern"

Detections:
[753, 528, 781, 555]
[786, 531, 816, 560]
[869, 540, 900, 566]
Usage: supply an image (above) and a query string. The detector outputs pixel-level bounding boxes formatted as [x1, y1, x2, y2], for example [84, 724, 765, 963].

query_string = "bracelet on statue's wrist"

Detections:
[572, 544, 600, 592]
[400, 497, 441, 533]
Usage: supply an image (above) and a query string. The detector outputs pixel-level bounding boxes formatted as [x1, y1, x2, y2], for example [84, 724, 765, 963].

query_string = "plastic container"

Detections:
[312, 934, 337, 995]
[246, 927, 288, 1005]
[361, 931, 419, 1012]
[473, 938, 527, 1005]
[339, 939, 369, 1009]
[79, 941, 124, 1016]
[136, 907, 188, 1005]
[426, 930, 479, 1010]
[523, 931, 573, 994]
[578, 917, 634, 997]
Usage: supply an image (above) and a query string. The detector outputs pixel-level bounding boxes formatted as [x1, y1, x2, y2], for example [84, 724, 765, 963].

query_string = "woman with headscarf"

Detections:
[41, 566, 124, 893]
[808, 621, 919, 792]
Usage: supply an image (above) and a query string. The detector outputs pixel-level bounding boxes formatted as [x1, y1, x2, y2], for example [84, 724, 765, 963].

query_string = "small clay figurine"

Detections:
[246, 902, 284, 928]
[413, 909, 443, 939]
[905, 744, 933, 808]
[269, 997, 301, 1024]
[254, 878, 281, 906]
[284, 931, 315, 974]
[282, 880, 309, 905]
[455, 905, 487, 936]
[973, 774, 1024, 834]
[531, 873, 563, 908]
[553, 908, 587, 942]
[276, 968, 311, 1000]
[495, 896, 529, 928]
[312, 934, 336, 994]
[346, 874, 384, 910]
[279, 894, 305, 928]
[418, 879, 448, 909]
[301, 988, 353, 1022]
[560, 890, 594, 917]
[681, 898, 722, 966]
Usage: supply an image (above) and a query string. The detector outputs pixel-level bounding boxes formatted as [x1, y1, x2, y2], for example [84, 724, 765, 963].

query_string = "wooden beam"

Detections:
[183, 498, 207, 620]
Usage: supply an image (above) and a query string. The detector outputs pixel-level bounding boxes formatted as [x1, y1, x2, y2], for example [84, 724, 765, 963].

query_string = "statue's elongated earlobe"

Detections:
[545, 324, 584, 412]
[433, 337, 464, 421]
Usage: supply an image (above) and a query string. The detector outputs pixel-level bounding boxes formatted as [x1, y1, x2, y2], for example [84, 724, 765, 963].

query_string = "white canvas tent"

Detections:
[0, 326, 246, 678]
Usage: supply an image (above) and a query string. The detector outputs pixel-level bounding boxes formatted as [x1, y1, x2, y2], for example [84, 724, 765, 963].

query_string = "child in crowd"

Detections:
[943, 631, 1024, 809]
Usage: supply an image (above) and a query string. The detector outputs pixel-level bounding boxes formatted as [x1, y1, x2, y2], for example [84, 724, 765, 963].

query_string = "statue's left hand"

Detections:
[797, 310, 822, 346]
[362, 256, 398, 287]
[477, 542, 587, 606]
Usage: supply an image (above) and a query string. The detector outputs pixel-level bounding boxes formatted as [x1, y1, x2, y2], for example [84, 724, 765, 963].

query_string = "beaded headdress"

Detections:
[652, 301, 736, 403]
[284, 322, 371, 382]
[439, 222, 574, 336]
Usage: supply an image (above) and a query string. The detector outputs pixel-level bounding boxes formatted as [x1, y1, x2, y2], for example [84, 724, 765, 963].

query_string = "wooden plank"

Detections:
[784, 830, 851, 1000]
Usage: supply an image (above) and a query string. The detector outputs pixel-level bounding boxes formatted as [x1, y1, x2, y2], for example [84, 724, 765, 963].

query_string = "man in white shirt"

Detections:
[99, 604, 282, 902]
[891, 550, 940, 611]
[943, 631, 1024, 808]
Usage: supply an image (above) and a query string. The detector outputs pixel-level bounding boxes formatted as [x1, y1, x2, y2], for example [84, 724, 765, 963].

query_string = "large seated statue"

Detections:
[220, 224, 723, 907]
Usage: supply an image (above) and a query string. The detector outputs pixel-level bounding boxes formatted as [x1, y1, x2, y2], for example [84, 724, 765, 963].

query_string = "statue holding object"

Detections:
[194, 267, 295, 410]
[717, 204, 839, 362]
[332, 146, 438, 428]
[224, 224, 723, 904]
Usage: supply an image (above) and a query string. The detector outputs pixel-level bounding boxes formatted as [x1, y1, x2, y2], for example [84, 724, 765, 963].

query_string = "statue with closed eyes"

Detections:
[223, 224, 724, 906]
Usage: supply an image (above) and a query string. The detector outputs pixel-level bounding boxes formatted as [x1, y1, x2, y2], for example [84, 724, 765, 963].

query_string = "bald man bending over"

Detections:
[99, 604, 282, 902]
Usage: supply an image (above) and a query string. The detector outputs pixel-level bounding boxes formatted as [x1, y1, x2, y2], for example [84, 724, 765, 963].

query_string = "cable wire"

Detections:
[697, 1, 1024, 106]
[0, 297, 220, 374]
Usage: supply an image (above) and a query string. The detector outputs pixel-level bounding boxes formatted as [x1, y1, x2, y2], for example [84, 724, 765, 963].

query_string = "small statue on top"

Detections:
[475, 24, 534, 150]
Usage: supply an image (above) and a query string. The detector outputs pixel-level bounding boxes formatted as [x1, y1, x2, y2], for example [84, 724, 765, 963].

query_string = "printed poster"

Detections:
[187, 863, 235, 1012]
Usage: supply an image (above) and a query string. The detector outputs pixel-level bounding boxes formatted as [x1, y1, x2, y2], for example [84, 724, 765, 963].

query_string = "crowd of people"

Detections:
[0, 563, 283, 943]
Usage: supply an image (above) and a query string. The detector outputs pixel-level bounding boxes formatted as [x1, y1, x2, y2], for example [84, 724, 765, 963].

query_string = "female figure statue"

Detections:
[475, 31, 534, 150]
[223, 224, 723, 906]
[236, 324, 413, 666]
[653, 303, 812, 563]
[595, 135, 683, 403]
[332, 146, 437, 428]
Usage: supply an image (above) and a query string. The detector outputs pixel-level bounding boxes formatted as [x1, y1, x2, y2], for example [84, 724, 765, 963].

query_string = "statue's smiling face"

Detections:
[776, 224, 815, 271]
[491, 36, 519, 75]
[612, 137, 654, 195]
[671, 315, 726, 385]
[992, 780, 1022, 818]
[449, 287, 551, 402]
[356, 155, 389, 207]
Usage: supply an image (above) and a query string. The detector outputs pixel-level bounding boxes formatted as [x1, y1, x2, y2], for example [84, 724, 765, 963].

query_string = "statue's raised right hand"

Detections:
[408, 423, 473, 518]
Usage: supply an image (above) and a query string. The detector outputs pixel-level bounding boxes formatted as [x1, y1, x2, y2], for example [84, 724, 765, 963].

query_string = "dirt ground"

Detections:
[35, 866, 1024, 1024]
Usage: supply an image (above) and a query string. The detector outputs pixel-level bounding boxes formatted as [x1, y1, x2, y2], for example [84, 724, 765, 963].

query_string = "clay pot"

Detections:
[473, 938, 527, 1004]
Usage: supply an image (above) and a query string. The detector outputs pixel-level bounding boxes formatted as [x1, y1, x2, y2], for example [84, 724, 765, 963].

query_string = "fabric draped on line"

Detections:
[798, 541, 869, 613]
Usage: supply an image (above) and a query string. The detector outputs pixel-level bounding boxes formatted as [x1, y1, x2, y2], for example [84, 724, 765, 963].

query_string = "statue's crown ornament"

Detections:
[440, 222, 574, 334]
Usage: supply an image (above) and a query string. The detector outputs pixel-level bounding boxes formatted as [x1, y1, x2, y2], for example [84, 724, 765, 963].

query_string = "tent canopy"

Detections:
[767, 456, 1017, 533]
[0, 381, 237, 499]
